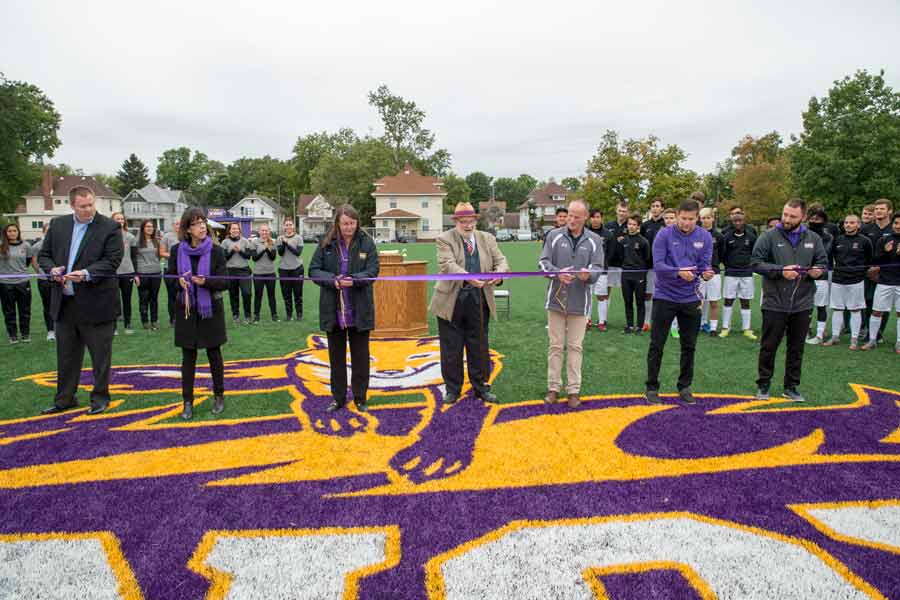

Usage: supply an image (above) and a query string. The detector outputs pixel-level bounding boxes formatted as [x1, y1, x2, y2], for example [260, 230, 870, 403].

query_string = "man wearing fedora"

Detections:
[430, 202, 510, 405]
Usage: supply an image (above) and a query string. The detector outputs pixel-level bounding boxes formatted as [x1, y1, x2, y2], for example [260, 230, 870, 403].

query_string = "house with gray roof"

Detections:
[122, 184, 188, 235]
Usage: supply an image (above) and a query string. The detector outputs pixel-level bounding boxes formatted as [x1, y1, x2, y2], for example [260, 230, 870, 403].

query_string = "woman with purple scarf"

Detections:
[166, 208, 230, 419]
[308, 205, 380, 413]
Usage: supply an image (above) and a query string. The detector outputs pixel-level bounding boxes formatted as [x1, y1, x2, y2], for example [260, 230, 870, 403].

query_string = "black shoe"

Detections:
[623, 326, 633, 334]
[87, 401, 109, 415]
[211, 395, 224, 415]
[678, 388, 696, 405]
[756, 385, 770, 400]
[181, 401, 193, 420]
[253, 316, 260, 324]
[354, 399, 368, 412]
[444, 391, 460, 406]
[41, 404, 77, 415]
[326, 400, 345, 412]
[295, 314, 303, 322]
[783, 387, 805, 402]
[478, 390, 498, 404]
[232, 315, 240, 323]
[645, 389, 661, 404]
[272, 316, 280, 322]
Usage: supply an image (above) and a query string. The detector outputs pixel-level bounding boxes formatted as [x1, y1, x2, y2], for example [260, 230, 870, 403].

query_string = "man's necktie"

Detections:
[465, 238, 474, 255]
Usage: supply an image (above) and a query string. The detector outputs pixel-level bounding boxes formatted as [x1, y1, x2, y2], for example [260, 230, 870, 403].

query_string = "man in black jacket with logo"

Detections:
[750, 199, 828, 402]
[38, 186, 123, 415]
[823, 214, 872, 349]
[862, 211, 900, 353]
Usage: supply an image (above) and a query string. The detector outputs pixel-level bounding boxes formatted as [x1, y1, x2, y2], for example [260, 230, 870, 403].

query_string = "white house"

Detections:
[230, 193, 285, 234]
[121, 184, 187, 235]
[297, 194, 333, 240]
[5, 168, 122, 241]
[518, 181, 570, 231]
[371, 163, 446, 242]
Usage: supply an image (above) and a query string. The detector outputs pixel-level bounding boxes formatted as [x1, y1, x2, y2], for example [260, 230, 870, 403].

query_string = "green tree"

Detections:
[367, 84, 451, 176]
[310, 137, 396, 225]
[465, 171, 493, 202]
[222, 156, 295, 210]
[0, 73, 61, 213]
[729, 133, 793, 220]
[441, 173, 471, 212]
[700, 159, 736, 205]
[114, 153, 150, 195]
[791, 69, 900, 215]
[561, 176, 581, 192]
[155, 147, 209, 192]
[291, 129, 357, 193]
[493, 174, 536, 209]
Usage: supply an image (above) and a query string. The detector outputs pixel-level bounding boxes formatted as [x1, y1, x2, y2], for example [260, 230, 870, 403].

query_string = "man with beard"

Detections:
[751, 199, 828, 402]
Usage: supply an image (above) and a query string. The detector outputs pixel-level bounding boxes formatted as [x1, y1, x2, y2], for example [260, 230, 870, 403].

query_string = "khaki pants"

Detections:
[547, 310, 588, 394]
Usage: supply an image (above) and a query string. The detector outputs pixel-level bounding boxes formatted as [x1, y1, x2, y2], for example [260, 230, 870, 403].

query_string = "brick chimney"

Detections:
[41, 166, 53, 211]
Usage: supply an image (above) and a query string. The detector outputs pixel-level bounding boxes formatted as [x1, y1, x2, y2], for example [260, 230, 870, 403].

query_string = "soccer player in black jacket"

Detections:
[823, 214, 872, 349]
[621, 214, 652, 333]
[587, 209, 612, 331]
[805, 207, 835, 344]
[720, 211, 758, 339]
[862, 211, 900, 353]
[640, 197, 666, 331]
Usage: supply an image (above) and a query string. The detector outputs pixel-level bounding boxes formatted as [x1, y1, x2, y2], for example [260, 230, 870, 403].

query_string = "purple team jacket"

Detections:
[651, 224, 713, 303]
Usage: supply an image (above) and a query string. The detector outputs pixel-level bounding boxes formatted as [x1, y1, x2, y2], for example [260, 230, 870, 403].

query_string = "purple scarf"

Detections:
[176, 236, 214, 319]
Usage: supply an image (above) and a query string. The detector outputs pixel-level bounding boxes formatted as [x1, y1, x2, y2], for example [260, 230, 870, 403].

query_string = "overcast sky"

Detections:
[3, 0, 899, 182]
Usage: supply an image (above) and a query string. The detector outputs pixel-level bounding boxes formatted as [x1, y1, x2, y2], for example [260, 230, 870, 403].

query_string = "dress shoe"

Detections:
[444, 391, 460, 406]
[326, 400, 345, 412]
[478, 391, 498, 404]
[678, 388, 696, 405]
[87, 402, 109, 415]
[41, 404, 77, 415]
[645, 389, 661, 404]
[354, 399, 368, 412]
[211, 395, 225, 415]
[544, 390, 559, 405]
[181, 400, 193, 420]
[567, 393, 581, 408]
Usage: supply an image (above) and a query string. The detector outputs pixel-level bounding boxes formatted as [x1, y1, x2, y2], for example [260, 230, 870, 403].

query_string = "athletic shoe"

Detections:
[124, 328, 135, 335]
[821, 337, 839, 347]
[860, 341, 877, 351]
[670, 329, 680, 339]
[678, 388, 696, 405]
[243, 319, 252, 326]
[586, 320, 593, 330]
[783, 387, 805, 402]
[21, 336, 31, 343]
[849, 338, 859, 351]
[597, 323, 607, 332]
[151, 322, 160, 331]
[143, 323, 151, 330]
[805, 336, 822, 345]
[642, 323, 651, 332]
[46, 331, 55, 342]
[742, 330, 758, 341]
[756, 385, 770, 400]
[623, 326, 633, 334]
[719, 329, 731, 338]
[645, 389, 661, 404]
[113, 329, 119, 336]
[708, 329, 718, 337]
[8, 337, 18, 345]
[700, 323, 710, 334]
[233, 315, 240, 323]
[895, 343, 900, 354]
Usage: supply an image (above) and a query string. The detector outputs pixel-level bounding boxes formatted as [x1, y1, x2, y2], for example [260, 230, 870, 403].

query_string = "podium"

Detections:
[373, 252, 429, 338]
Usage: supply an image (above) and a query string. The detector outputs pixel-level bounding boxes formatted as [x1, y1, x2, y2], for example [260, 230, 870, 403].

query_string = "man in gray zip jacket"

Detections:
[538, 199, 605, 408]
[751, 198, 828, 402]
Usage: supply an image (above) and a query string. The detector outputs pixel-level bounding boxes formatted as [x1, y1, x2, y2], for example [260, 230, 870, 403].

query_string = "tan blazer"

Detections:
[428, 229, 510, 321]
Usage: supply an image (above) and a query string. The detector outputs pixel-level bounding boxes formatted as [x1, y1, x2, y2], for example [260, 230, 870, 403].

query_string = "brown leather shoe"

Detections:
[544, 390, 559, 404]
[567, 393, 581, 408]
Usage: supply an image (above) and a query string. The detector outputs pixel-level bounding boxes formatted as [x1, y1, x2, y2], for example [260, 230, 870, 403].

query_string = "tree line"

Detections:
[2, 69, 899, 226]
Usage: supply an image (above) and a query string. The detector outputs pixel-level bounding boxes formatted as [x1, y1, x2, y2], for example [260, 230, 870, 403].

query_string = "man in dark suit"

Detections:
[38, 185, 123, 415]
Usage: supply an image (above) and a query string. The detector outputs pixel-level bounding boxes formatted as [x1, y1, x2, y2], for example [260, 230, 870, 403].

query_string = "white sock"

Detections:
[710, 319, 718, 332]
[850, 312, 862, 339]
[671, 321, 679, 332]
[723, 305, 733, 329]
[740, 309, 751, 331]
[644, 300, 652, 325]
[869, 316, 882, 343]
[816, 320, 826, 338]
[598, 299, 608, 324]
[701, 302, 710, 325]
[831, 311, 843, 339]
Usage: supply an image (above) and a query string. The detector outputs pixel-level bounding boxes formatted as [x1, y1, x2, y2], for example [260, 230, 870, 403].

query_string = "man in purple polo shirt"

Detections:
[645, 199, 714, 405]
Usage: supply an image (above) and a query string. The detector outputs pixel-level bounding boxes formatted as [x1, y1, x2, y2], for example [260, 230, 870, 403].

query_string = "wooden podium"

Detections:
[373, 252, 429, 338]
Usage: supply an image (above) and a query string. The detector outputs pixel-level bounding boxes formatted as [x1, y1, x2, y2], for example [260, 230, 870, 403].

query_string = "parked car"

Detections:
[516, 230, 533, 241]
[397, 233, 418, 243]
[496, 229, 513, 242]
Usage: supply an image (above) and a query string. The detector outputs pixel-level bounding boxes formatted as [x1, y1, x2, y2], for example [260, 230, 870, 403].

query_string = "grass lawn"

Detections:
[0, 240, 896, 420]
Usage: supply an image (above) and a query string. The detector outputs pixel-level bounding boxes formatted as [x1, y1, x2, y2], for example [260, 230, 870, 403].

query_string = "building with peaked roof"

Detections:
[5, 168, 123, 240]
[297, 194, 333, 241]
[122, 183, 188, 235]
[230, 193, 286, 234]
[478, 199, 507, 230]
[371, 163, 446, 242]
[517, 181, 570, 230]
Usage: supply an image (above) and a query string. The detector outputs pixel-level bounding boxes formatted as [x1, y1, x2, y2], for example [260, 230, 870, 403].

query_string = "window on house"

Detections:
[421, 200, 429, 208]
[381, 220, 388, 227]
[421, 219, 429, 231]
[389, 201, 397, 209]
[32, 221, 43, 229]
[55, 198, 62, 204]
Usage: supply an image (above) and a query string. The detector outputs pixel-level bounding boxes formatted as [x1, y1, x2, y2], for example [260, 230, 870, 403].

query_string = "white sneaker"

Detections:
[47, 331, 55, 342]
[805, 336, 822, 345]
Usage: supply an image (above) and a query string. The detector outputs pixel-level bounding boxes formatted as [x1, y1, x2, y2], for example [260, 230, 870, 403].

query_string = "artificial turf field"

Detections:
[1, 240, 899, 599]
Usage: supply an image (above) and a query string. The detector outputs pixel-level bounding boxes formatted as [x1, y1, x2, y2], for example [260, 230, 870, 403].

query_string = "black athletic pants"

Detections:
[227, 267, 252, 319]
[279, 267, 304, 319]
[181, 346, 225, 401]
[757, 309, 812, 390]
[37, 279, 53, 332]
[646, 299, 701, 392]
[117, 274, 134, 328]
[621, 276, 647, 328]
[326, 327, 370, 404]
[137, 275, 161, 324]
[437, 287, 491, 397]
[253, 274, 277, 319]
[0, 282, 30, 338]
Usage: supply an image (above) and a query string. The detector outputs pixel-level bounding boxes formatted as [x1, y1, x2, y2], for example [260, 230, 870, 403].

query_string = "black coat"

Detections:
[166, 242, 229, 349]
[37, 213, 123, 323]
[309, 231, 380, 332]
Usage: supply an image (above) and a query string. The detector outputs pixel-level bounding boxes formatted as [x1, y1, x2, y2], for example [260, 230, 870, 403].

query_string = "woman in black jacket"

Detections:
[166, 207, 230, 419]
[308, 205, 380, 413]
